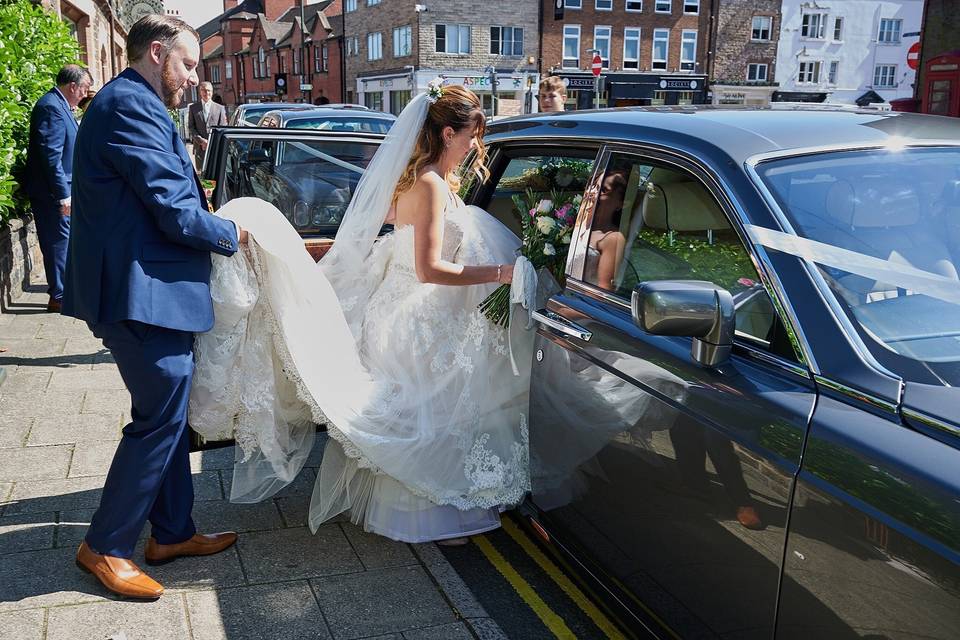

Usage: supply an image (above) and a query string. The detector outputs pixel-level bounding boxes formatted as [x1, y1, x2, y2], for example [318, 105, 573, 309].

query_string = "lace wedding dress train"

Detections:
[189, 197, 531, 542]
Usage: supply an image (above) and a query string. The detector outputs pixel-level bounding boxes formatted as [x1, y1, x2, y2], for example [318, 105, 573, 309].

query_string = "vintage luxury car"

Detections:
[257, 106, 395, 133]
[227, 101, 320, 127]
[204, 106, 960, 639]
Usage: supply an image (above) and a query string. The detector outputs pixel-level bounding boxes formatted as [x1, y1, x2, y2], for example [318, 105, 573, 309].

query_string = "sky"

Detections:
[165, 0, 225, 29]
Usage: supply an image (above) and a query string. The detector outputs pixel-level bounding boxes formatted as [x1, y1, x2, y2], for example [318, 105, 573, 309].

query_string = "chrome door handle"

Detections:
[532, 309, 593, 341]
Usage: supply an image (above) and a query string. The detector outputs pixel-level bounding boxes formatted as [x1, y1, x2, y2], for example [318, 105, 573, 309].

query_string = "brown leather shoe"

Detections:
[46, 297, 62, 313]
[144, 532, 238, 566]
[75, 541, 164, 600]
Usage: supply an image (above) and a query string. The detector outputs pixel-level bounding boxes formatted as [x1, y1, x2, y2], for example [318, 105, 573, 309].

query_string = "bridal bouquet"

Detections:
[478, 188, 582, 326]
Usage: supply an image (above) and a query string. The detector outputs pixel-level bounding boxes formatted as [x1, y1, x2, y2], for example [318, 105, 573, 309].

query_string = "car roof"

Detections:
[260, 108, 396, 125]
[486, 106, 960, 164]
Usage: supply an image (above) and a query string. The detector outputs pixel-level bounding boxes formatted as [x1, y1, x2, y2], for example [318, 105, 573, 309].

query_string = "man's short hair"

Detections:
[200, 81, 213, 92]
[56, 64, 92, 87]
[539, 76, 566, 96]
[127, 14, 199, 63]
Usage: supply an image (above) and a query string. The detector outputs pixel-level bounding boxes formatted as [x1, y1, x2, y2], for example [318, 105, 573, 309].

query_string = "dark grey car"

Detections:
[472, 107, 960, 639]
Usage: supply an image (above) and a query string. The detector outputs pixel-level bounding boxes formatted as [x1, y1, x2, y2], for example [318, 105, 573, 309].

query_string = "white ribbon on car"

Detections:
[507, 256, 538, 376]
[286, 141, 367, 175]
[746, 225, 960, 305]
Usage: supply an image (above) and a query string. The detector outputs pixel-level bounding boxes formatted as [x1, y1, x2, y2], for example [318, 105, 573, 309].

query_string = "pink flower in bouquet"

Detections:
[529, 208, 537, 218]
[554, 203, 573, 223]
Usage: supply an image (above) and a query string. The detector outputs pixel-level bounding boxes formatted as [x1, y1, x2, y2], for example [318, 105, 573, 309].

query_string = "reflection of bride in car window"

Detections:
[585, 169, 628, 290]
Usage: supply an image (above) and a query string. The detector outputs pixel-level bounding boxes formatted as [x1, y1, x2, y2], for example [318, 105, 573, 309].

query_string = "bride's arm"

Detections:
[411, 174, 512, 286]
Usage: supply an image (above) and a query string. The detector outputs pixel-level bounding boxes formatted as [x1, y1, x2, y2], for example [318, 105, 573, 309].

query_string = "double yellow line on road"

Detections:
[473, 517, 627, 639]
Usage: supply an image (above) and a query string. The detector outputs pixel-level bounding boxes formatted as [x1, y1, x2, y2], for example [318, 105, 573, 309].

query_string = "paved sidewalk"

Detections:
[0, 280, 506, 640]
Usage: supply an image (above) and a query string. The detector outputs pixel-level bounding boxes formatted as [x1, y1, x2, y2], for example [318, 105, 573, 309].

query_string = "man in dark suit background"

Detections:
[188, 80, 226, 170]
[63, 15, 246, 599]
[23, 65, 92, 312]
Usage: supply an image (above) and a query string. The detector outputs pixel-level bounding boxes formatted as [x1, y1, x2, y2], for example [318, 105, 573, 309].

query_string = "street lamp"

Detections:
[484, 65, 498, 116]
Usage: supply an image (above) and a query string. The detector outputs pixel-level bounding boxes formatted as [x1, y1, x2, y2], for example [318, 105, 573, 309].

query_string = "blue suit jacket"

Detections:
[24, 88, 77, 206]
[62, 69, 238, 332]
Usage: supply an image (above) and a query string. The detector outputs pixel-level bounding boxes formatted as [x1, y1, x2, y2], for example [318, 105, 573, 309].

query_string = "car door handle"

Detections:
[533, 309, 593, 342]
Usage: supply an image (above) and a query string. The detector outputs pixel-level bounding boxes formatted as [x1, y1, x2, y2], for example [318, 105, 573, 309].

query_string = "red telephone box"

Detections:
[921, 51, 960, 117]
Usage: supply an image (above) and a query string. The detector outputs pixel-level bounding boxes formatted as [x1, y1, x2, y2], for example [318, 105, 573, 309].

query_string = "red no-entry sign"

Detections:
[907, 41, 921, 70]
[592, 54, 602, 77]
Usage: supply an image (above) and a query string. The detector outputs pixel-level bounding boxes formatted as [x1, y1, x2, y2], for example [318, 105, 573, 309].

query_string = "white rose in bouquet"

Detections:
[536, 199, 554, 214]
[543, 243, 556, 256]
[561, 233, 572, 245]
[536, 216, 557, 235]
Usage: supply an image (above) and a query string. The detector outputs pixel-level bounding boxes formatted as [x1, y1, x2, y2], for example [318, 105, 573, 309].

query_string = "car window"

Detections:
[221, 136, 379, 235]
[484, 151, 597, 237]
[584, 153, 793, 357]
[287, 118, 394, 134]
[758, 147, 960, 385]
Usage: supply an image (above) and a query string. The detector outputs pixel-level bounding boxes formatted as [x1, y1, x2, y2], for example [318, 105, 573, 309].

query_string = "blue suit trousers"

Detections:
[32, 201, 70, 301]
[84, 320, 197, 558]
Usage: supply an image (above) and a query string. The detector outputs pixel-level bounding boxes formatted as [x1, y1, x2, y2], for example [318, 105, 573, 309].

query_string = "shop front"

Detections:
[357, 70, 540, 117]
[554, 72, 708, 109]
[710, 84, 778, 107]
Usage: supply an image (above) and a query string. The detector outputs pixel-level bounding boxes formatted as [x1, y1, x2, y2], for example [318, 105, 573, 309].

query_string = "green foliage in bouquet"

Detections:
[0, 0, 80, 222]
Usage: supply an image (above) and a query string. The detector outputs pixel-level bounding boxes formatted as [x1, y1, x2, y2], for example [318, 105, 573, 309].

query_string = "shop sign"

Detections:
[659, 78, 700, 91]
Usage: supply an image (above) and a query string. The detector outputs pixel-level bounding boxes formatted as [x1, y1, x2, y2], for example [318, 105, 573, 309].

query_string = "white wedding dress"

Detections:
[189, 193, 531, 542]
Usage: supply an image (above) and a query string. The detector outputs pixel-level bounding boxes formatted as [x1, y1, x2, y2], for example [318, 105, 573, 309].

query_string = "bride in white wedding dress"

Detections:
[189, 84, 531, 544]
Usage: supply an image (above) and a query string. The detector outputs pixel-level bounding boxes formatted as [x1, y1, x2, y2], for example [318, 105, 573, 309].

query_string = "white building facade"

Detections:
[774, 0, 923, 106]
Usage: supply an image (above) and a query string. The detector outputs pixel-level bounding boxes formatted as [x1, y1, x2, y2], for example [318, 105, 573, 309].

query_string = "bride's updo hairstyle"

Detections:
[392, 85, 490, 204]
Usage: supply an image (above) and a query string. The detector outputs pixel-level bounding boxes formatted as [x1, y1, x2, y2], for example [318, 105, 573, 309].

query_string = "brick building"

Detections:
[345, 0, 540, 116]
[198, 0, 343, 111]
[541, 0, 710, 108]
[44, 0, 128, 90]
[709, 0, 781, 106]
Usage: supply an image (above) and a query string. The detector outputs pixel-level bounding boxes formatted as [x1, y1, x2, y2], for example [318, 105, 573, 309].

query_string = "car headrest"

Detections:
[824, 178, 920, 228]
[641, 181, 730, 232]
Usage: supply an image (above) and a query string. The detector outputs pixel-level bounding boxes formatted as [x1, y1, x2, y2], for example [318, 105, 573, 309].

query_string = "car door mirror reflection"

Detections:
[631, 280, 735, 367]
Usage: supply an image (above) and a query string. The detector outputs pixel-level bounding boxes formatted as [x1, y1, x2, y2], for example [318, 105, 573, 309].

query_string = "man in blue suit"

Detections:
[23, 65, 92, 312]
[63, 15, 246, 599]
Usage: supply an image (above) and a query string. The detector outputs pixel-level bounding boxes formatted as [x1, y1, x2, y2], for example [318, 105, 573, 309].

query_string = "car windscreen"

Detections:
[221, 137, 380, 235]
[757, 147, 960, 386]
[285, 117, 394, 134]
[243, 110, 268, 125]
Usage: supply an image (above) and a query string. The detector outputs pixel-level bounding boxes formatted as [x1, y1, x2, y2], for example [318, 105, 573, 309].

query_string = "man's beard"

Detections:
[160, 57, 185, 109]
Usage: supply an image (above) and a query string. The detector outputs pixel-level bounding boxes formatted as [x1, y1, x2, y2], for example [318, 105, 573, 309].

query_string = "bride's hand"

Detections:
[497, 264, 513, 285]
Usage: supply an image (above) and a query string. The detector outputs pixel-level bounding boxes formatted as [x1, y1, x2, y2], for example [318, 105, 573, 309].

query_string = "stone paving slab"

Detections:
[0, 415, 31, 449]
[0, 337, 67, 360]
[26, 412, 123, 446]
[133, 541, 247, 594]
[186, 581, 332, 640]
[339, 522, 417, 571]
[0, 608, 44, 640]
[0, 444, 73, 482]
[45, 597, 191, 640]
[237, 525, 363, 584]
[191, 498, 284, 535]
[189, 446, 238, 473]
[68, 440, 120, 478]
[2, 390, 85, 421]
[310, 565, 457, 640]
[35, 321, 96, 339]
[81, 389, 130, 418]
[54, 508, 149, 549]
[0, 511, 56, 555]
[47, 368, 125, 392]
[0, 546, 109, 612]
[402, 622, 474, 640]
[0, 369, 51, 395]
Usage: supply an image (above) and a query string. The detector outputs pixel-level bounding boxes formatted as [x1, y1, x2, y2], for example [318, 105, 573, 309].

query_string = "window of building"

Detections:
[626, 0, 642, 11]
[751, 16, 771, 41]
[563, 24, 580, 68]
[490, 26, 523, 56]
[278, 54, 286, 74]
[293, 48, 300, 74]
[211, 65, 220, 83]
[683, 0, 698, 14]
[367, 0, 380, 5]
[225, 60, 232, 79]
[747, 63, 767, 82]
[565, 0, 582, 7]
[394, 25, 412, 57]
[258, 46, 265, 78]
[367, 32, 383, 60]
[623, 27, 640, 70]
[594, 25, 611, 68]
[680, 30, 697, 71]
[436, 24, 470, 54]
[347, 36, 360, 57]
[677, 91, 694, 104]
[596, 0, 612, 10]
[322, 44, 329, 71]
[345, 0, 356, 11]
[390, 90, 411, 115]
[874, 64, 897, 87]
[264, 56, 271, 77]
[801, 13, 826, 39]
[833, 17, 843, 41]
[798, 60, 821, 83]
[651, 90, 666, 105]
[655, 0, 670, 13]
[364, 91, 383, 110]
[828, 60, 839, 84]
[652, 28, 668, 70]
[878, 19, 902, 44]
[314, 45, 322, 71]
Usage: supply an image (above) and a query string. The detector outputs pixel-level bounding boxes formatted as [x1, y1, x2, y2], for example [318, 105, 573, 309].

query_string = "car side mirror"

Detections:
[242, 147, 271, 166]
[631, 280, 735, 367]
